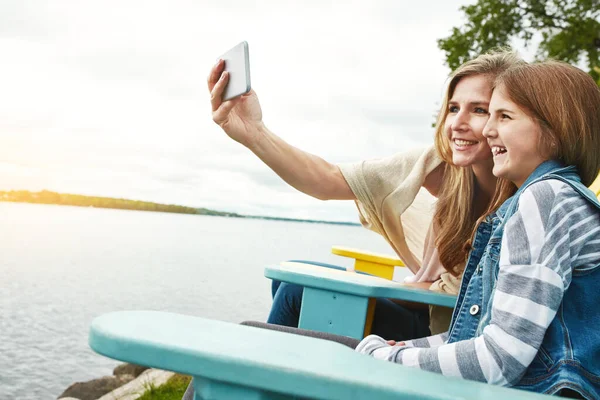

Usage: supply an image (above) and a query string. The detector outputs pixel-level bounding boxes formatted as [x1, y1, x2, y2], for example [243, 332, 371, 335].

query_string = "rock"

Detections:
[96, 369, 175, 400]
[57, 374, 135, 400]
[113, 363, 149, 378]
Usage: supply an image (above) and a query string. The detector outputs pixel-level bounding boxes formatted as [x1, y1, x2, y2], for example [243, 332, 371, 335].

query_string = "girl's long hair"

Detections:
[433, 51, 522, 276]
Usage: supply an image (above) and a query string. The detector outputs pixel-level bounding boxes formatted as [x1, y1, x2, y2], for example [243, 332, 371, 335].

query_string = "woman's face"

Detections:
[483, 85, 547, 187]
[444, 75, 494, 168]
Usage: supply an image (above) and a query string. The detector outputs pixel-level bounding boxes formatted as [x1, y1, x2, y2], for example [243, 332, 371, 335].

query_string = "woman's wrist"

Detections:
[247, 122, 271, 154]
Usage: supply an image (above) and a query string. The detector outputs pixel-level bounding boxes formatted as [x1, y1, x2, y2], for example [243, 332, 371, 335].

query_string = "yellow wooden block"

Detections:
[354, 259, 395, 280]
[591, 174, 600, 199]
[331, 246, 404, 267]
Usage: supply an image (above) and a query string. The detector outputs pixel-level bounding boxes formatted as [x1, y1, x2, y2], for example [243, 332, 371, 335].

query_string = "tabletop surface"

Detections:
[265, 262, 457, 308]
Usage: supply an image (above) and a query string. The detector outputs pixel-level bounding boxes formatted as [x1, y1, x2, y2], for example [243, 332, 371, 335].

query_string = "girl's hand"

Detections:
[208, 59, 265, 148]
[386, 340, 406, 346]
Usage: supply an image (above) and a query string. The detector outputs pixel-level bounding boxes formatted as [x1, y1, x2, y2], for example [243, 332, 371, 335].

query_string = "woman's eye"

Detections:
[474, 107, 488, 114]
[501, 113, 511, 120]
[449, 106, 459, 113]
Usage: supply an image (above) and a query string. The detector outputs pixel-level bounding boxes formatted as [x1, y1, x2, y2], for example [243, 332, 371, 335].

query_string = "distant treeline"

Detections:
[0, 189, 360, 226]
[0, 190, 241, 217]
[246, 215, 360, 227]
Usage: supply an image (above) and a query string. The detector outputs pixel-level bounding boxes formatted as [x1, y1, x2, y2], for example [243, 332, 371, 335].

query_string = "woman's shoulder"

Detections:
[338, 144, 442, 191]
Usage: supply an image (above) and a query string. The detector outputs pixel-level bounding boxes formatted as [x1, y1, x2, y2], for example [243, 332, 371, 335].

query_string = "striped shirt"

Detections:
[356, 179, 600, 386]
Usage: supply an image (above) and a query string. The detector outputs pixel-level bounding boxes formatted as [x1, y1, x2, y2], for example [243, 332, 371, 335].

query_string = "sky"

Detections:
[0, 0, 499, 222]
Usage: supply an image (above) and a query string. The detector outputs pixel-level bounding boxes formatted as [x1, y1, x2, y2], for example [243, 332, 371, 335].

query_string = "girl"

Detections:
[206, 51, 520, 339]
[357, 61, 600, 398]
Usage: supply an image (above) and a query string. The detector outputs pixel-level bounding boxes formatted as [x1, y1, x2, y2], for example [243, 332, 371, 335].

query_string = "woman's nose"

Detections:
[451, 112, 469, 131]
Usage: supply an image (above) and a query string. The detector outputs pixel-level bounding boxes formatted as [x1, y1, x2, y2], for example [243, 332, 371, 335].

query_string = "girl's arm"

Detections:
[356, 180, 599, 386]
[358, 331, 450, 353]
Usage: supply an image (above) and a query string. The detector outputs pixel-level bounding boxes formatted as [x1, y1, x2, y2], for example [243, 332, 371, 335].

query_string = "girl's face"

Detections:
[444, 74, 494, 168]
[483, 85, 547, 187]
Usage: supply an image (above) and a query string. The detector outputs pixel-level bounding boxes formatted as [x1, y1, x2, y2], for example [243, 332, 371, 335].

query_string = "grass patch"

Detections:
[137, 374, 191, 400]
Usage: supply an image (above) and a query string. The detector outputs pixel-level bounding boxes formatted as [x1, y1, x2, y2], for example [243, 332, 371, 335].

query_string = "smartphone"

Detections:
[218, 41, 251, 101]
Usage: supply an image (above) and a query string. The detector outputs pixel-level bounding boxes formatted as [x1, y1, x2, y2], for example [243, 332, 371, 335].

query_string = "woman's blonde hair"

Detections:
[433, 51, 522, 276]
[494, 61, 600, 187]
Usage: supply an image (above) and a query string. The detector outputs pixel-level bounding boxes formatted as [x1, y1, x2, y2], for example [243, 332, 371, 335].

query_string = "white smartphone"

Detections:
[218, 41, 251, 101]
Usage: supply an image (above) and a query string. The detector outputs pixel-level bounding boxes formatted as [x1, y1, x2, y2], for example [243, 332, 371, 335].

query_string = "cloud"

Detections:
[0, 0, 476, 221]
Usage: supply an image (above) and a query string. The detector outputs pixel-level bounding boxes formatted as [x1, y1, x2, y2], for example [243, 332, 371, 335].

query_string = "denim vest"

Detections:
[447, 161, 600, 398]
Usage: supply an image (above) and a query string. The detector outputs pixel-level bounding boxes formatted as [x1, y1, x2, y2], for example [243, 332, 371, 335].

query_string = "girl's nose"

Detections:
[483, 119, 497, 138]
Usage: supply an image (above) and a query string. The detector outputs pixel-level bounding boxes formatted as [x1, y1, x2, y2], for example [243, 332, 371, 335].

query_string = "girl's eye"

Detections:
[449, 105, 459, 113]
[474, 107, 488, 114]
[501, 113, 512, 120]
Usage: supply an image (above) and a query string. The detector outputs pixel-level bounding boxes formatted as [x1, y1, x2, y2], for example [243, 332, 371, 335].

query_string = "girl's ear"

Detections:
[538, 123, 560, 160]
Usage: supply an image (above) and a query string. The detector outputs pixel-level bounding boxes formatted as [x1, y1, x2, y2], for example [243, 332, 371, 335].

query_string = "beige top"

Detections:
[338, 145, 461, 333]
[339, 146, 440, 272]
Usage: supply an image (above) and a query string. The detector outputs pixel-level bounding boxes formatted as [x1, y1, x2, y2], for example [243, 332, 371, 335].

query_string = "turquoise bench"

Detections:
[89, 310, 552, 399]
[265, 261, 456, 339]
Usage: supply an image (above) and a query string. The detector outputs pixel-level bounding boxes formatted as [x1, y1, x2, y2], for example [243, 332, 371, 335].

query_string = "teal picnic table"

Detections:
[265, 261, 456, 339]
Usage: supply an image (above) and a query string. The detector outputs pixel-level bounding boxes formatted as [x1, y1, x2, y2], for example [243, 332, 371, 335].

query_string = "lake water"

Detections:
[0, 202, 394, 399]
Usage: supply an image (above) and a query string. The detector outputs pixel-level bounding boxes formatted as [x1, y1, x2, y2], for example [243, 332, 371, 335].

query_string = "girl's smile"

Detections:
[483, 85, 547, 187]
[490, 146, 507, 157]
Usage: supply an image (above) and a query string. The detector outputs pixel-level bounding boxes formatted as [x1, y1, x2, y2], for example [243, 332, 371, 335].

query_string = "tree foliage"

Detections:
[438, 0, 600, 81]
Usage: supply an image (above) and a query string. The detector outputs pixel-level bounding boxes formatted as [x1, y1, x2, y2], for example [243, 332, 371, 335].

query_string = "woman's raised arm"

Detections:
[208, 60, 354, 201]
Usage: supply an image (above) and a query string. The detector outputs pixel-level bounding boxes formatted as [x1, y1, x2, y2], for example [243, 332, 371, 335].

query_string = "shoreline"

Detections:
[0, 189, 361, 227]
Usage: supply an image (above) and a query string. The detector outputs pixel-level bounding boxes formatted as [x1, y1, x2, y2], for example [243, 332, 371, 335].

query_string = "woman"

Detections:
[206, 51, 519, 338]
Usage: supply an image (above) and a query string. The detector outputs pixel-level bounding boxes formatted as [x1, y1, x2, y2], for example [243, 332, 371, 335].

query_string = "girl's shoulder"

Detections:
[523, 178, 590, 204]
[526, 177, 574, 196]
[513, 179, 600, 274]
[518, 178, 599, 222]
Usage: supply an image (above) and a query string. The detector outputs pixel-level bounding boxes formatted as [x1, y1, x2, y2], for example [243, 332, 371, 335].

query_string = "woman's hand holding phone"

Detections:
[208, 59, 264, 149]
